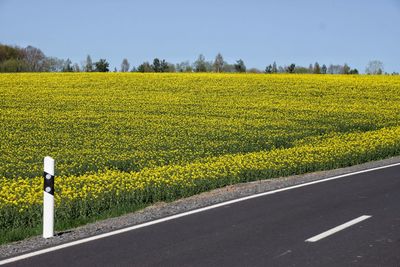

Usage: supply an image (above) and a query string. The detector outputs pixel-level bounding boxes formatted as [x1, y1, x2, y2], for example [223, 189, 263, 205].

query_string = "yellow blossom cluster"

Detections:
[0, 73, 400, 233]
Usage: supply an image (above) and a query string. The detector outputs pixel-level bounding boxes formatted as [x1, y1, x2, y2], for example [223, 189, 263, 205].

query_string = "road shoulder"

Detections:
[1, 156, 400, 259]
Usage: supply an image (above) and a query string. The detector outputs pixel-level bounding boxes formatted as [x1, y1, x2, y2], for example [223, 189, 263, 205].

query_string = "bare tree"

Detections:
[42, 57, 65, 72]
[176, 61, 192, 72]
[24, 46, 45, 71]
[213, 53, 224, 73]
[222, 63, 235, 72]
[343, 63, 350, 74]
[62, 58, 73, 72]
[121, 58, 130, 72]
[194, 54, 207, 72]
[308, 64, 313, 73]
[73, 63, 80, 72]
[84, 55, 93, 72]
[327, 64, 344, 74]
[365, 60, 384, 75]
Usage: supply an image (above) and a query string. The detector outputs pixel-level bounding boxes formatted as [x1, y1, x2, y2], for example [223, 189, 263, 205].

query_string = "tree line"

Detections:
[0, 44, 395, 75]
[0, 44, 110, 72]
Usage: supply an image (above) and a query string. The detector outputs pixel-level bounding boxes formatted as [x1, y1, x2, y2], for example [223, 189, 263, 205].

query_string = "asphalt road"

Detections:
[3, 164, 400, 266]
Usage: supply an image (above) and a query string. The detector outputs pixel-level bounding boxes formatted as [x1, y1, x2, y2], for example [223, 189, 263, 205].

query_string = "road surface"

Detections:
[2, 164, 400, 266]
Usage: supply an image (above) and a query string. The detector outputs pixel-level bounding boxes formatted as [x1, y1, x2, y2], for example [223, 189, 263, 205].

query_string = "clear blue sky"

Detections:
[1, 0, 399, 72]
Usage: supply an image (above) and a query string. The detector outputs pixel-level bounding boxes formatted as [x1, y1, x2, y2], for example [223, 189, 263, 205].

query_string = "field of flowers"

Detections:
[1, 73, 400, 243]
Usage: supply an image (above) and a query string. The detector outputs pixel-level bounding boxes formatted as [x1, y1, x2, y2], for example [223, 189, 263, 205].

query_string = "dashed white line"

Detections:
[1, 162, 399, 265]
[305, 215, 372, 242]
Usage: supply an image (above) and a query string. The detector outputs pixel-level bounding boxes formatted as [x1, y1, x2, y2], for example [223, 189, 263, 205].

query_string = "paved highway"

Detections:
[2, 164, 400, 266]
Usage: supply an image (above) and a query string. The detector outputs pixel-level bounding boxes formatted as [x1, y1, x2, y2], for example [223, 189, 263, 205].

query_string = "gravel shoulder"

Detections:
[1, 156, 400, 259]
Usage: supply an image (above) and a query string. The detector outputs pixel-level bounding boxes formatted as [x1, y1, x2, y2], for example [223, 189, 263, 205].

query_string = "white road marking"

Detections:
[305, 215, 372, 242]
[1, 162, 399, 265]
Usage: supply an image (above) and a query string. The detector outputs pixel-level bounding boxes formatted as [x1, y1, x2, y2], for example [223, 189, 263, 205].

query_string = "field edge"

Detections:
[1, 154, 400, 259]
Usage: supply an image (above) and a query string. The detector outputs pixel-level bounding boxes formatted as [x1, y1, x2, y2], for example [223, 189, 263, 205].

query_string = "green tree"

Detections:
[349, 68, 359, 74]
[0, 44, 28, 72]
[0, 59, 28, 72]
[152, 58, 161, 72]
[0, 44, 24, 62]
[247, 68, 262, 73]
[272, 62, 278, 73]
[265, 64, 272, 73]
[94, 59, 110, 72]
[151, 58, 171, 72]
[313, 62, 321, 74]
[160, 59, 169, 72]
[286, 63, 296, 73]
[137, 62, 153, 72]
[294, 66, 310, 74]
[321, 64, 327, 74]
[234, 59, 246, 73]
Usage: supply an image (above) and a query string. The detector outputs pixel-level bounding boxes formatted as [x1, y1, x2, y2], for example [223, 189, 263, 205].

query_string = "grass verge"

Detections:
[1, 126, 400, 245]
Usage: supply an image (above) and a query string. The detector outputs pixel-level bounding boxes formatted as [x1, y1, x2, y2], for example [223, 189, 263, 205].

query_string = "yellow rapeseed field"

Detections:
[1, 73, 400, 240]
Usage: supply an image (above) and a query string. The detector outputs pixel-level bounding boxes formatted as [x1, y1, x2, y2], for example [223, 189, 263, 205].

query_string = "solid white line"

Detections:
[305, 215, 372, 242]
[1, 162, 400, 265]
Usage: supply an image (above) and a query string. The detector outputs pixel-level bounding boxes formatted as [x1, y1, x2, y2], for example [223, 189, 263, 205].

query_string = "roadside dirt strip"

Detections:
[1, 156, 400, 260]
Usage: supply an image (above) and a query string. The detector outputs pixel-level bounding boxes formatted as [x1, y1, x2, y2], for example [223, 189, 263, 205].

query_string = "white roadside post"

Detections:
[43, 156, 55, 238]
